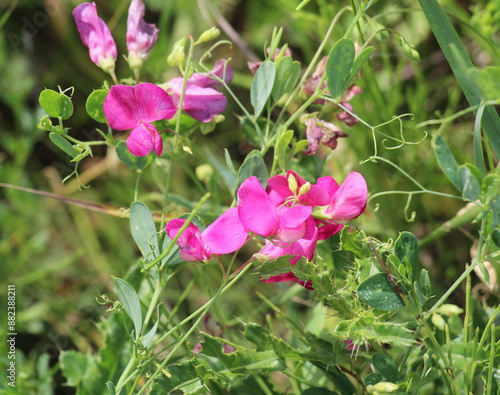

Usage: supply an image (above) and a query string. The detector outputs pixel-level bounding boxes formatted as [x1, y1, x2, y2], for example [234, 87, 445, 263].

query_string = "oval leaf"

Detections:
[39, 89, 74, 119]
[357, 273, 404, 311]
[116, 141, 154, 171]
[372, 353, 399, 383]
[251, 60, 276, 117]
[114, 278, 142, 338]
[236, 150, 268, 190]
[433, 134, 460, 190]
[457, 164, 481, 201]
[326, 38, 355, 100]
[272, 57, 301, 101]
[130, 201, 159, 260]
[86, 89, 108, 123]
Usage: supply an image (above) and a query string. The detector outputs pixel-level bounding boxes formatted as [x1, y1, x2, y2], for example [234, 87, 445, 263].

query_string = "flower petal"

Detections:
[277, 205, 312, 244]
[126, 0, 159, 59]
[103, 83, 176, 130]
[165, 219, 206, 262]
[126, 122, 162, 156]
[323, 172, 367, 223]
[188, 60, 233, 88]
[73, 3, 117, 65]
[202, 207, 247, 255]
[237, 176, 280, 237]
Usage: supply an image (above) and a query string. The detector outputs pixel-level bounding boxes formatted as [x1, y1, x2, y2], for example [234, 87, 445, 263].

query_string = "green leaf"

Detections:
[394, 231, 419, 282]
[39, 88, 74, 119]
[363, 373, 383, 387]
[49, 133, 78, 158]
[106, 381, 116, 395]
[326, 38, 355, 100]
[272, 57, 301, 101]
[418, 0, 500, 159]
[372, 353, 399, 383]
[302, 388, 338, 395]
[340, 226, 365, 257]
[130, 201, 159, 260]
[203, 148, 236, 194]
[114, 278, 142, 338]
[473, 103, 487, 176]
[236, 150, 268, 190]
[240, 116, 264, 147]
[357, 273, 404, 311]
[420, 269, 432, 297]
[457, 164, 481, 201]
[116, 141, 154, 171]
[60, 351, 103, 394]
[86, 89, 108, 123]
[160, 233, 182, 268]
[350, 46, 375, 80]
[251, 60, 276, 117]
[293, 139, 310, 155]
[433, 134, 460, 190]
[254, 254, 298, 278]
[276, 129, 294, 171]
[142, 305, 164, 349]
[492, 229, 500, 249]
[150, 360, 204, 395]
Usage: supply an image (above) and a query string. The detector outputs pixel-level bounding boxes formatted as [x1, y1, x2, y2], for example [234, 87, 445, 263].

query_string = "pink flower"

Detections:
[73, 3, 117, 69]
[103, 83, 176, 156]
[323, 172, 367, 223]
[165, 208, 247, 262]
[303, 117, 348, 155]
[126, 0, 159, 60]
[237, 177, 312, 243]
[166, 61, 232, 123]
[337, 85, 362, 126]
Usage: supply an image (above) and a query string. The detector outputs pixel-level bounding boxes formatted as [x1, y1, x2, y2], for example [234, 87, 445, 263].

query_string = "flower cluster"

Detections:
[166, 171, 367, 288]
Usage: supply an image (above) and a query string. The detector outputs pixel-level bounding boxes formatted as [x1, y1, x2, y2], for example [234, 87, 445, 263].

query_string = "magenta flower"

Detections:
[323, 172, 367, 223]
[126, 0, 159, 61]
[237, 177, 313, 244]
[73, 3, 117, 70]
[165, 208, 247, 262]
[103, 83, 176, 156]
[166, 61, 232, 123]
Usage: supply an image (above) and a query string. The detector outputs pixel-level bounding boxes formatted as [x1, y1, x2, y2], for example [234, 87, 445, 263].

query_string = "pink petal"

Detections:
[167, 78, 227, 123]
[323, 172, 367, 223]
[73, 3, 117, 65]
[103, 83, 176, 131]
[126, 0, 159, 59]
[202, 208, 247, 255]
[165, 219, 207, 262]
[266, 175, 292, 206]
[237, 177, 280, 237]
[126, 122, 162, 156]
[315, 220, 343, 240]
[337, 102, 359, 126]
[277, 205, 312, 244]
[188, 60, 233, 88]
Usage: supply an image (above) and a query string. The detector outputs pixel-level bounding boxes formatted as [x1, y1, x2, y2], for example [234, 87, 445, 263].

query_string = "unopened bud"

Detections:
[366, 382, 399, 393]
[288, 174, 298, 194]
[99, 54, 116, 73]
[167, 37, 187, 67]
[298, 182, 311, 196]
[212, 114, 225, 123]
[195, 27, 220, 45]
[128, 52, 143, 72]
[195, 164, 213, 183]
[436, 304, 464, 317]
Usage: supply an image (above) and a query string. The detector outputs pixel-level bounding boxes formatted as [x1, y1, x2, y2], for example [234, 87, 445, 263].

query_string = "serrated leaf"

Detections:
[130, 201, 159, 260]
[114, 278, 142, 338]
[86, 89, 108, 123]
[358, 273, 404, 311]
[433, 134, 460, 190]
[372, 353, 399, 383]
[150, 361, 204, 395]
[340, 226, 365, 257]
[236, 150, 268, 190]
[251, 60, 276, 117]
[394, 231, 419, 282]
[39, 88, 74, 119]
[272, 57, 301, 101]
[49, 133, 78, 158]
[116, 141, 154, 171]
[326, 38, 355, 100]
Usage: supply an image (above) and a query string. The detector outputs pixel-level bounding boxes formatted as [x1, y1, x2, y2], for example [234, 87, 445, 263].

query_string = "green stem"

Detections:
[142, 278, 163, 332]
[133, 171, 142, 202]
[463, 265, 471, 393]
[115, 356, 139, 393]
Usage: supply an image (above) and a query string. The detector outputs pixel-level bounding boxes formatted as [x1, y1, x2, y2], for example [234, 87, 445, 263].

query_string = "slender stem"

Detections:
[159, 160, 173, 236]
[115, 356, 139, 392]
[142, 278, 163, 332]
[487, 324, 495, 395]
[133, 171, 142, 202]
[463, 264, 471, 393]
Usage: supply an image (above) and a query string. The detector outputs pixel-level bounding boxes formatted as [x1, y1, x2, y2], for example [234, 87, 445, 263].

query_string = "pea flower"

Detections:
[103, 83, 176, 156]
[165, 208, 247, 262]
[322, 172, 367, 223]
[73, 2, 117, 71]
[166, 60, 233, 123]
[126, 0, 159, 68]
[303, 117, 348, 155]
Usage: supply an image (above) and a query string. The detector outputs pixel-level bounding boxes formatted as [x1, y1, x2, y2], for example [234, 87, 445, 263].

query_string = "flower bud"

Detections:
[195, 164, 213, 183]
[366, 382, 399, 393]
[288, 173, 298, 195]
[168, 37, 187, 67]
[195, 27, 220, 45]
[298, 182, 311, 196]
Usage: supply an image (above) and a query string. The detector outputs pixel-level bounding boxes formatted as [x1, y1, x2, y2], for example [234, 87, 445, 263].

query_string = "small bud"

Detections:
[288, 173, 298, 194]
[168, 37, 187, 67]
[127, 52, 143, 72]
[298, 182, 311, 196]
[431, 313, 446, 331]
[212, 114, 225, 123]
[366, 382, 399, 393]
[195, 164, 213, 183]
[99, 54, 116, 73]
[436, 304, 464, 317]
[195, 27, 220, 45]
[38, 115, 53, 131]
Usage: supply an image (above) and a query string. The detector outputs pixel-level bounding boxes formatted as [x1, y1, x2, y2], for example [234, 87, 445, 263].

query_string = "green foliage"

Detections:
[39, 88, 74, 120]
[86, 89, 108, 123]
[114, 278, 143, 338]
[251, 60, 276, 117]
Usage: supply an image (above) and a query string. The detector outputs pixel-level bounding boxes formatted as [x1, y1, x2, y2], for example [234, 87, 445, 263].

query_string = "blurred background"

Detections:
[0, 0, 499, 392]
